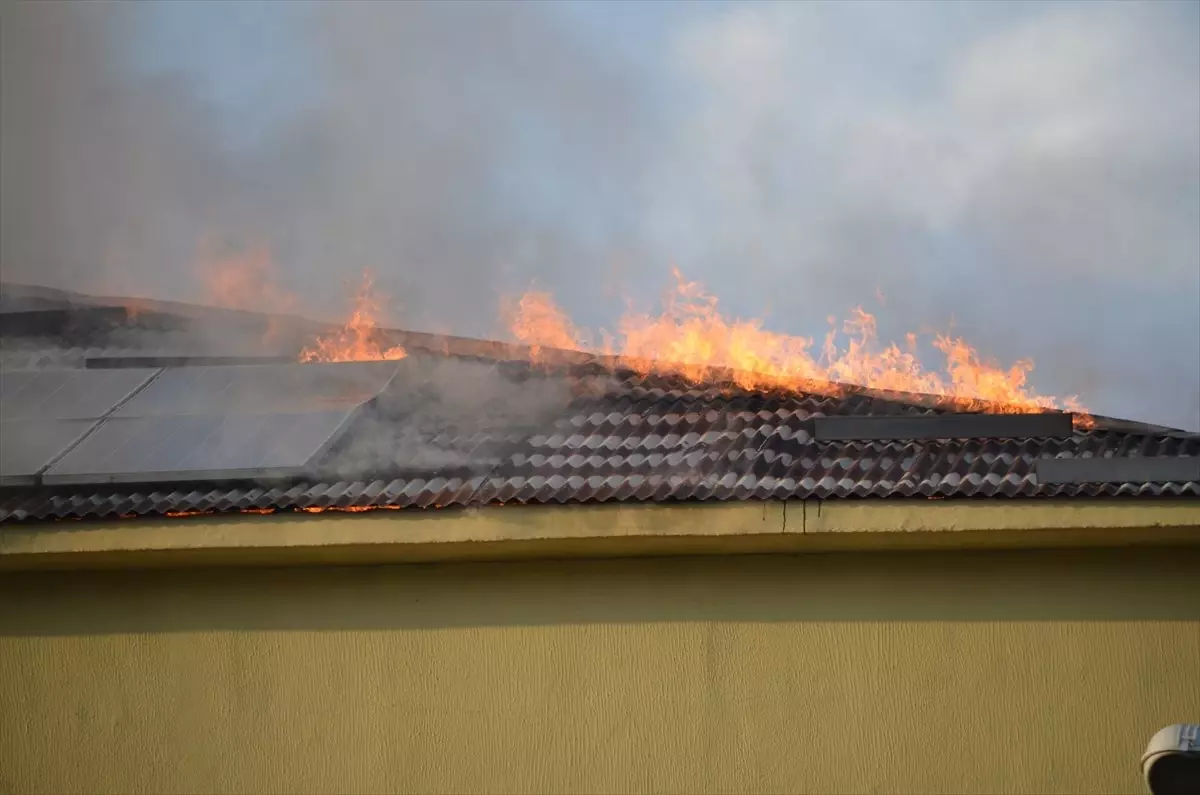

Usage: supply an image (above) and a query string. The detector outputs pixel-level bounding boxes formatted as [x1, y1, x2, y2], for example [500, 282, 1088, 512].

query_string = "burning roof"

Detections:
[0, 280, 1196, 523]
[508, 269, 1093, 427]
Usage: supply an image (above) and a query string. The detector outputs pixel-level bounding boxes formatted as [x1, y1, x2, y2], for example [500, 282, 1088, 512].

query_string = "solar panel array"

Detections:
[114, 361, 400, 416]
[3, 361, 402, 487]
[0, 419, 100, 487]
[0, 368, 159, 419]
[0, 368, 160, 485]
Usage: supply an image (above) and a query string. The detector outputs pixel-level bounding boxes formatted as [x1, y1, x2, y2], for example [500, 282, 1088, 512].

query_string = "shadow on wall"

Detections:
[2, 546, 1199, 637]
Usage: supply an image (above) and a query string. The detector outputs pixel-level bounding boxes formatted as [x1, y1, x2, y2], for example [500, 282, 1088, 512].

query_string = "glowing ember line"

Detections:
[510, 268, 1091, 425]
[298, 505, 400, 513]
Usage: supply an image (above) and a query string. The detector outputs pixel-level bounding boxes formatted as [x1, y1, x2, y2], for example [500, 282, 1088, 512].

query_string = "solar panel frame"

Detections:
[42, 409, 360, 486]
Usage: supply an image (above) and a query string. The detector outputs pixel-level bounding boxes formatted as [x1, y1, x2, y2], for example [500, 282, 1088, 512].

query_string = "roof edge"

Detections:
[1, 499, 1197, 572]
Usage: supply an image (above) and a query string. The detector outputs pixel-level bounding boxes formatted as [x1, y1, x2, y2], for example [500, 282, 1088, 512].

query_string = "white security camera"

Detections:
[1142, 724, 1200, 795]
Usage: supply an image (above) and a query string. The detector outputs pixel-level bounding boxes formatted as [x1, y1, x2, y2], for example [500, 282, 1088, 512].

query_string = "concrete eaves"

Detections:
[1, 498, 1197, 571]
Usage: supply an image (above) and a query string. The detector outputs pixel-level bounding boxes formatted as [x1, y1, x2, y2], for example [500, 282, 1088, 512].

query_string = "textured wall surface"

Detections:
[2, 547, 1199, 794]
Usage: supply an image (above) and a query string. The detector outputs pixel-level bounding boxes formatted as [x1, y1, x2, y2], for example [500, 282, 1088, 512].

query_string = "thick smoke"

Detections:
[2, 1, 1197, 428]
[0, 0, 654, 333]
[1, 1, 228, 301]
[322, 356, 584, 479]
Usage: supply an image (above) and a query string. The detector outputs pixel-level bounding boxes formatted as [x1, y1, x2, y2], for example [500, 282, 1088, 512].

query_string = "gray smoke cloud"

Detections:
[1, 0, 1197, 429]
[1, 1, 224, 298]
[0, 0, 655, 333]
[322, 356, 583, 480]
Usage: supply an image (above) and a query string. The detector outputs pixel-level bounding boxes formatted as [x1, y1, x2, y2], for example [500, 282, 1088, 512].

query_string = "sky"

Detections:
[1, 0, 1198, 429]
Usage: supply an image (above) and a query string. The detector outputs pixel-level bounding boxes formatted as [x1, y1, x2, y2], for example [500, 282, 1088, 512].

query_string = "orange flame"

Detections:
[298, 505, 400, 513]
[198, 243, 299, 315]
[122, 297, 151, 323]
[508, 292, 584, 363]
[511, 268, 1091, 424]
[196, 242, 302, 346]
[299, 271, 407, 363]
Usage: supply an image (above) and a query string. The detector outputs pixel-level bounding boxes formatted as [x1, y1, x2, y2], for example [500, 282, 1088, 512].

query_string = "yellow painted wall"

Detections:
[2, 546, 1198, 795]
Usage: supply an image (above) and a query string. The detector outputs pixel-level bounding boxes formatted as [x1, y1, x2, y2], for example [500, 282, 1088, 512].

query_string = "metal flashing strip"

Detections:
[813, 412, 1074, 441]
[1036, 456, 1200, 485]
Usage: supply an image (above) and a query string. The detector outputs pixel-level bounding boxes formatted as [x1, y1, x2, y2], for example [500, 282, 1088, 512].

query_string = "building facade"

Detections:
[2, 501, 1198, 794]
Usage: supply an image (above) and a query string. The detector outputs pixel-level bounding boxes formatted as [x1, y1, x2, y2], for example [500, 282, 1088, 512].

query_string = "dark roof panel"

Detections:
[1036, 455, 1200, 485]
[813, 412, 1074, 441]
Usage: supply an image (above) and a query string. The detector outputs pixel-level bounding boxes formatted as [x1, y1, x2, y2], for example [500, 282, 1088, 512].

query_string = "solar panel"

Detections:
[86, 355, 294, 369]
[0, 368, 159, 420]
[1036, 456, 1200, 485]
[113, 361, 401, 417]
[0, 419, 99, 486]
[43, 409, 357, 485]
[812, 411, 1074, 441]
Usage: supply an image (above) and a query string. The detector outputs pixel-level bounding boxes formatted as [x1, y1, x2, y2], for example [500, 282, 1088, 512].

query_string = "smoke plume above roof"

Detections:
[1, 0, 1197, 429]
